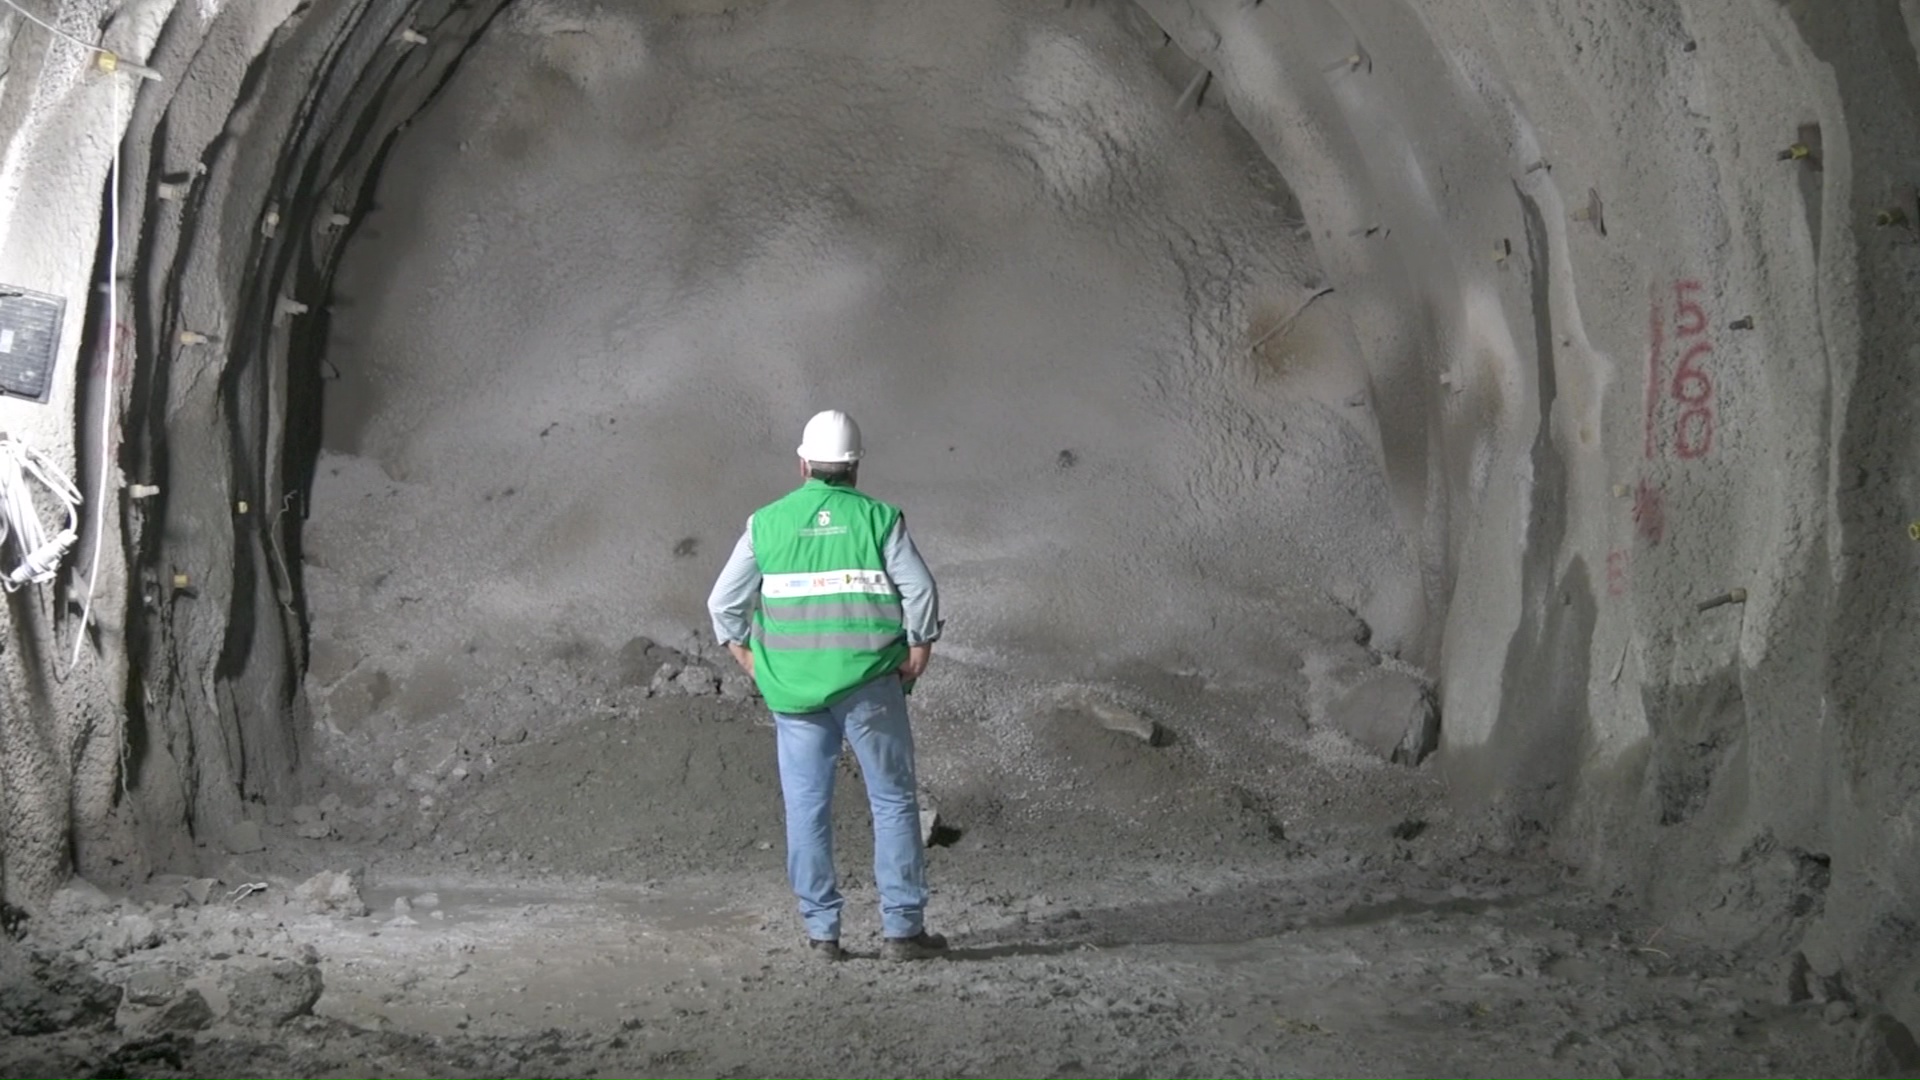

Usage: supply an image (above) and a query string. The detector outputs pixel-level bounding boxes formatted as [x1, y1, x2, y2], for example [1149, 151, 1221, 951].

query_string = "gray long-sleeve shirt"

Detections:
[707, 514, 941, 647]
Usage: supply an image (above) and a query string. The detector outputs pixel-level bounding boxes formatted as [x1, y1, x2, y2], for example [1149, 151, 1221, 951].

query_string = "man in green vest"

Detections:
[707, 410, 947, 962]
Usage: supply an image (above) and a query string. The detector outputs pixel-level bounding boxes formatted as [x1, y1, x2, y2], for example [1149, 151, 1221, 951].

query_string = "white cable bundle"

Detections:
[0, 435, 82, 591]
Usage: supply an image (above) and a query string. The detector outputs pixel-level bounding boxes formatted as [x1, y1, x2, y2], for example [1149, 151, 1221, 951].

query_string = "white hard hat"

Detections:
[796, 410, 863, 463]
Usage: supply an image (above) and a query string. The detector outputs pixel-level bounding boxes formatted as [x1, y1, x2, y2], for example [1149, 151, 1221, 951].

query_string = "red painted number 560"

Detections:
[1669, 281, 1714, 460]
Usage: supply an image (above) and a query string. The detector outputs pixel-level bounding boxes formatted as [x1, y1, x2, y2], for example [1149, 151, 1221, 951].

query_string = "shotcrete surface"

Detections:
[300, 0, 1418, 728]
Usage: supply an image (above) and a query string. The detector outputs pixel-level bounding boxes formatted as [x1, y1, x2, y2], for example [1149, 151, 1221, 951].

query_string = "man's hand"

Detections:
[898, 643, 933, 682]
[727, 642, 754, 678]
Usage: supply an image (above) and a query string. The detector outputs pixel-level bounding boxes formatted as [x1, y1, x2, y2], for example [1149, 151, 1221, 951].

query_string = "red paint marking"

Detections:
[1606, 549, 1628, 597]
[1675, 408, 1714, 460]
[1633, 479, 1666, 546]
[1671, 341, 1714, 403]
[1646, 280, 1719, 462]
[1644, 286, 1664, 460]
[1669, 281, 1715, 459]
[1673, 280, 1708, 337]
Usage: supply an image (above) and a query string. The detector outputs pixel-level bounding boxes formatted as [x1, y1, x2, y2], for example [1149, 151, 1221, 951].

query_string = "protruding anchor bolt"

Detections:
[1174, 67, 1212, 114]
[398, 27, 429, 45]
[262, 205, 281, 238]
[1493, 237, 1512, 264]
[1728, 316, 1755, 331]
[1696, 587, 1749, 613]
[1524, 159, 1551, 175]
[127, 484, 160, 499]
[275, 297, 310, 320]
[1320, 43, 1371, 75]
[94, 51, 163, 81]
[177, 329, 215, 345]
[325, 212, 352, 230]
[1572, 188, 1607, 236]
[1877, 207, 1911, 228]
[156, 181, 190, 201]
[1778, 143, 1813, 163]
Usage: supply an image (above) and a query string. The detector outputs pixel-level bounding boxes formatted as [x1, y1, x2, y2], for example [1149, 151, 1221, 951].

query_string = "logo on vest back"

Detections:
[799, 508, 848, 538]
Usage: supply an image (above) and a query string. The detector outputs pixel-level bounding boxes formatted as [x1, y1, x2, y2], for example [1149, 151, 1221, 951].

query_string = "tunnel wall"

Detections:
[1, 0, 1917, 1032]
[1137, 0, 1920, 1027]
[0, 0, 166, 907]
[0, 0, 509, 901]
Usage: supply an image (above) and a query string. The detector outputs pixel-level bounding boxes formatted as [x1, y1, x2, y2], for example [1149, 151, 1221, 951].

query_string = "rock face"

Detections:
[293, 869, 369, 917]
[647, 661, 683, 695]
[0, 946, 122, 1035]
[46, 879, 114, 918]
[1054, 690, 1167, 747]
[92, 914, 162, 960]
[918, 791, 943, 847]
[1084, 700, 1166, 746]
[153, 989, 215, 1032]
[620, 636, 681, 687]
[221, 960, 323, 1027]
[1323, 671, 1440, 766]
[1854, 1014, 1920, 1079]
[622, 636, 747, 700]
[225, 821, 267, 854]
[719, 669, 757, 700]
[121, 967, 179, 1007]
[672, 664, 722, 696]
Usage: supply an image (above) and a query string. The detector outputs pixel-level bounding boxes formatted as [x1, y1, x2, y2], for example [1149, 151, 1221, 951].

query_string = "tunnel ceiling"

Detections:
[0, 0, 1917, 1041]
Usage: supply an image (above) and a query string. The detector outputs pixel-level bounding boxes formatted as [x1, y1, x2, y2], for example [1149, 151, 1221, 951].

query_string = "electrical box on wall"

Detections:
[0, 287, 67, 403]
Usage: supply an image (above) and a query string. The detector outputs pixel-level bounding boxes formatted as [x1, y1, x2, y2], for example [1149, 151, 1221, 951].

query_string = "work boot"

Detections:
[881, 930, 948, 962]
[807, 938, 844, 963]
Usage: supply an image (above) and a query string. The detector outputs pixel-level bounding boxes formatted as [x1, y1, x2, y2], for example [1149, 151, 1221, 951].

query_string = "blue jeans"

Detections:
[773, 674, 928, 941]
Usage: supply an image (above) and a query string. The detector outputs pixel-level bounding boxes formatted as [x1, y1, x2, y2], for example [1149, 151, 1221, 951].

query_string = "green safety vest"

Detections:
[750, 479, 909, 713]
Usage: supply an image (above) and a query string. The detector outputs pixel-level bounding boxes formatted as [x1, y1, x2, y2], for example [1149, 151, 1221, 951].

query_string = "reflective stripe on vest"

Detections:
[763, 599, 904, 623]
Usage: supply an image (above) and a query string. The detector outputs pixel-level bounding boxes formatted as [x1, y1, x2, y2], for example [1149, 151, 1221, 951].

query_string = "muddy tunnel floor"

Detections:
[0, 673, 1860, 1078]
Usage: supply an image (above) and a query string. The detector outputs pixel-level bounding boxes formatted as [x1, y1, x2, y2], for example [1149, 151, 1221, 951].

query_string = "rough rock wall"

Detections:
[1135, 0, 1920, 1027]
[117, 0, 514, 865]
[0, 0, 507, 901]
[0, 0, 168, 905]
[301, 0, 1412, 768]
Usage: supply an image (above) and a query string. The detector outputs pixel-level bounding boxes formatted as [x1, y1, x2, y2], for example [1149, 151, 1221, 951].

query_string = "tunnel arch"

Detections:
[0, 0, 1917, 1038]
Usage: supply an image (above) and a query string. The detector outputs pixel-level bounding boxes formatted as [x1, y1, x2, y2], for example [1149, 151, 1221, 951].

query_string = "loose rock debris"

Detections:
[1084, 699, 1167, 746]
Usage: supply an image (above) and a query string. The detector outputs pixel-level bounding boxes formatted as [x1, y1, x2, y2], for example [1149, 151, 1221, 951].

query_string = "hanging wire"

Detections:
[0, 0, 113, 56]
[68, 72, 123, 670]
